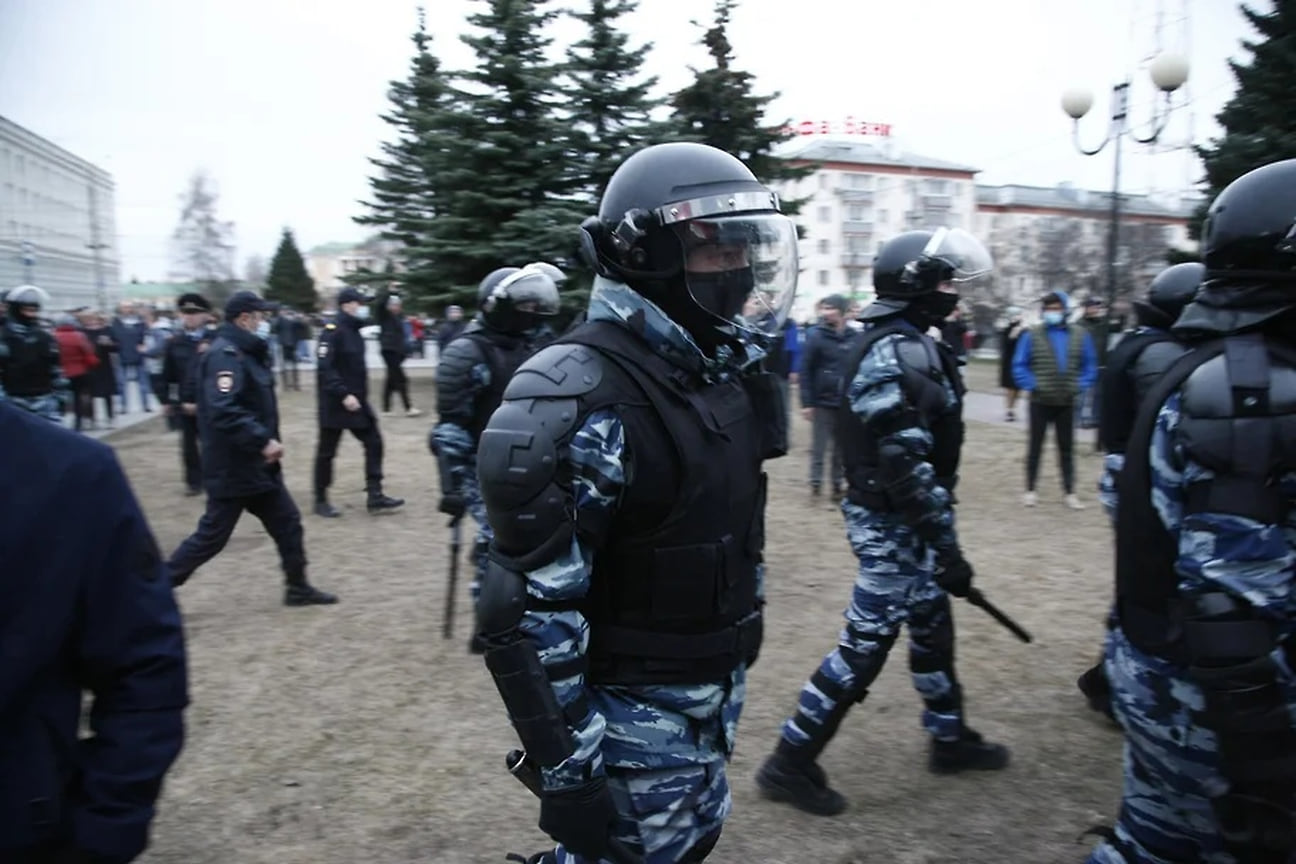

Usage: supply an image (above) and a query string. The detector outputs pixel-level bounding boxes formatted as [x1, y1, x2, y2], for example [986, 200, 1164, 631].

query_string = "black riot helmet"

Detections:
[1177, 159, 1296, 335]
[5, 284, 50, 325]
[579, 141, 798, 351]
[862, 228, 993, 329]
[478, 264, 560, 336]
[1134, 262, 1203, 330]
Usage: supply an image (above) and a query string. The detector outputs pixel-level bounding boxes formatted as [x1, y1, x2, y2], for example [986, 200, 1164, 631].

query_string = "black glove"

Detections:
[438, 493, 466, 518]
[934, 552, 973, 598]
[538, 776, 618, 859]
[1212, 787, 1296, 864]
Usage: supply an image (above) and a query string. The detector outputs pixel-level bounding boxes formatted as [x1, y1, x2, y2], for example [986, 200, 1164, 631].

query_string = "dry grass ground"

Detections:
[108, 365, 1120, 864]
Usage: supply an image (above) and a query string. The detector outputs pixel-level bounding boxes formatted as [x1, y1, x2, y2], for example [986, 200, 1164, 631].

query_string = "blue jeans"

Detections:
[115, 363, 151, 412]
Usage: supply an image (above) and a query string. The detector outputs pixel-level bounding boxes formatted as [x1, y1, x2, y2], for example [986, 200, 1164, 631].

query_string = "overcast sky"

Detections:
[0, 0, 1255, 282]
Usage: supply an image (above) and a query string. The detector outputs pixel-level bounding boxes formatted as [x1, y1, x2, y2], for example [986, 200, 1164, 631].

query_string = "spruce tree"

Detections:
[565, 0, 671, 203]
[1191, 0, 1296, 239]
[265, 228, 317, 312]
[669, 0, 813, 213]
[354, 8, 456, 299]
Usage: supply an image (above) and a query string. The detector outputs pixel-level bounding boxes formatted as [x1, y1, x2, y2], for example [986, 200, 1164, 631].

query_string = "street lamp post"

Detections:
[1061, 52, 1189, 329]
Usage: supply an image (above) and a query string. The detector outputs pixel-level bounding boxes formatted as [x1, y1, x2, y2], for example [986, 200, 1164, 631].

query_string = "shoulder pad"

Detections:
[440, 335, 486, 364]
[892, 332, 936, 374]
[503, 343, 605, 401]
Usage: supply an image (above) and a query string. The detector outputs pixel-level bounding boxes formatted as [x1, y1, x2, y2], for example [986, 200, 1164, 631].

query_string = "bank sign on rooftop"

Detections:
[783, 117, 893, 138]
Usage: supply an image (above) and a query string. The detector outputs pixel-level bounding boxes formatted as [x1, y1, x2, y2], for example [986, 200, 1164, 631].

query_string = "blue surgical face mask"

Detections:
[1042, 310, 1065, 326]
[354, 305, 371, 321]
[256, 320, 271, 340]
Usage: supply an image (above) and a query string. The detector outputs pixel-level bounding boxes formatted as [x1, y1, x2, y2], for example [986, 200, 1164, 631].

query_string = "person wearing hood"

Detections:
[53, 312, 100, 431]
[429, 262, 562, 651]
[165, 291, 337, 606]
[0, 284, 68, 422]
[1082, 160, 1296, 864]
[756, 228, 1009, 818]
[476, 142, 790, 863]
[1011, 290, 1098, 509]
[312, 287, 404, 517]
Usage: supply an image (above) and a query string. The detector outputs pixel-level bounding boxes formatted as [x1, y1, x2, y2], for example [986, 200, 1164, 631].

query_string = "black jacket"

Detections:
[195, 324, 282, 498]
[798, 323, 861, 408]
[316, 313, 373, 429]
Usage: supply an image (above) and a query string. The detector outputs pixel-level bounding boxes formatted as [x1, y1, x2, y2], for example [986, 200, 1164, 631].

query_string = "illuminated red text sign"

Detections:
[784, 118, 893, 137]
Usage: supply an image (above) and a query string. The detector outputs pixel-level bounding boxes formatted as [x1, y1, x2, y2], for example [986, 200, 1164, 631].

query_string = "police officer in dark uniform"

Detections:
[0, 284, 67, 422]
[1, 398, 188, 864]
[1085, 159, 1296, 864]
[757, 228, 1008, 817]
[162, 292, 217, 496]
[476, 142, 793, 863]
[1076, 262, 1202, 719]
[166, 290, 337, 606]
[312, 287, 404, 517]
[430, 262, 561, 636]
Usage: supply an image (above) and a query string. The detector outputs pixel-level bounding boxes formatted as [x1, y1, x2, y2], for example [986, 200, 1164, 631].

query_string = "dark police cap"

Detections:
[337, 287, 370, 306]
[224, 290, 272, 320]
[177, 292, 212, 313]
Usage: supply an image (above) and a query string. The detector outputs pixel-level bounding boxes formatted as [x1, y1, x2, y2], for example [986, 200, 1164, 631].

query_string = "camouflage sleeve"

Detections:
[847, 333, 956, 553]
[1153, 392, 1296, 638]
[1098, 452, 1123, 525]
[525, 408, 626, 791]
[430, 421, 476, 491]
[48, 335, 70, 407]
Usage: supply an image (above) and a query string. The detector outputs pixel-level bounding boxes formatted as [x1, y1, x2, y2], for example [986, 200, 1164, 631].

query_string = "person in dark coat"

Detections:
[165, 291, 337, 606]
[81, 311, 119, 428]
[798, 293, 862, 497]
[375, 288, 421, 416]
[162, 293, 216, 495]
[109, 302, 151, 413]
[312, 287, 404, 517]
[434, 305, 466, 355]
[0, 399, 189, 864]
[998, 307, 1025, 421]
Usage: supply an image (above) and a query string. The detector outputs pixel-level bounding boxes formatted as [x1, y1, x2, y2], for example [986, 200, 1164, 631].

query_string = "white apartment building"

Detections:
[0, 116, 120, 311]
[306, 238, 402, 304]
[974, 184, 1196, 310]
[771, 137, 980, 321]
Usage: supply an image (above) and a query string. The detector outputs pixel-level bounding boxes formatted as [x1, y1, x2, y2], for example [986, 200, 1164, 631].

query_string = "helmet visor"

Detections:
[673, 212, 798, 338]
[920, 227, 994, 284]
[496, 268, 561, 317]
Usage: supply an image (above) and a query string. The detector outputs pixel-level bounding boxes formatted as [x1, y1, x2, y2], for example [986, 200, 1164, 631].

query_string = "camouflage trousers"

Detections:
[1085, 626, 1237, 863]
[5, 393, 63, 423]
[550, 757, 727, 863]
[779, 511, 964, 755]
[460, 473, 492, 603]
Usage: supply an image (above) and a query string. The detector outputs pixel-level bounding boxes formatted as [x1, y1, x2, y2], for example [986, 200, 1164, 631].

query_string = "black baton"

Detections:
[966, 587, 1033, 643]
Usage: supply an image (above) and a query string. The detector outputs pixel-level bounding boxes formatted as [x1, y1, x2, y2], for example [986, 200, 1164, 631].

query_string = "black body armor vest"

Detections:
[1, 327, 54, 397]
[549, 322, 766, 686]
[1115, 333, 1296, 661]
[463, 331, 533, 440]
[1099, 329, 1191, 455]
[837, 320, 965, 504]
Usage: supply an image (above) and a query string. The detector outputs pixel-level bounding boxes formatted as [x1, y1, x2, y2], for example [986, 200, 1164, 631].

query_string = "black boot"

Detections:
[314, 497, 341, 518]
[366, 490, 404, 514]
[929, 727, 1010, 774]
[284, 580, 339, 606]
[468, 633, 488, 655]
[755, 738, 847, 816]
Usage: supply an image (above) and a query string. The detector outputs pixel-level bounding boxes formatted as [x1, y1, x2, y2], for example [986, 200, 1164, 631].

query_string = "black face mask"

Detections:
[903, 291, 959, 330]
[675, 268, 755, 351]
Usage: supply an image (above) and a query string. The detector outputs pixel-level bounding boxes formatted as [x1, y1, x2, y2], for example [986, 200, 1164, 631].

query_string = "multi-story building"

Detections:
[770, 137, 980, 321]
[305, 238, 402, 303]
[974, 183, 1196, 311]
[0, 116, 119, 311]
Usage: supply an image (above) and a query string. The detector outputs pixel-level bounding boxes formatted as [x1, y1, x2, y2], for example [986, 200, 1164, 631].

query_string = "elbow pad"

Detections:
[875, 443, 940, 542]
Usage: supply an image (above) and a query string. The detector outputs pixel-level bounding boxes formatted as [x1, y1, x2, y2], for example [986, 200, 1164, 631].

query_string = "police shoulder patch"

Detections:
[215, 370, 235, 393]
[317, 342, 329, 358]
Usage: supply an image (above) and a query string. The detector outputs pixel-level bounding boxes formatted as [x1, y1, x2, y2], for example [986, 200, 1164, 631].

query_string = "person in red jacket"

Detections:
[54, 314, 100, 431]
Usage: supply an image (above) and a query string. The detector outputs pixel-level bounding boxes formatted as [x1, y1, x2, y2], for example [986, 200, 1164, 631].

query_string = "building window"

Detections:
[818, 270, 829, 286]
[819, 173, 832, 189]
[925, 179, 949, 195]
[848, 204, 865, 221]
[817, 239, 830, 255]
[817, 206, 831, 223]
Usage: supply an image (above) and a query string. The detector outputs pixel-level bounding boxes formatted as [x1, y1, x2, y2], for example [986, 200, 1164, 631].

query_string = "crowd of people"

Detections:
[3, 146, 1296, 864]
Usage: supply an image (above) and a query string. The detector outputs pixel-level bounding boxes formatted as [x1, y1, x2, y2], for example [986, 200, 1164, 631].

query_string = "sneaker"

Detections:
[1065, 494, 1086, 510]
[406, 407, 424, 417]
[1005, 410, 1016, 422]
[1022, 491, 1037, 507]
[284, 582, 338, 606]
[367, 493, 405, 514]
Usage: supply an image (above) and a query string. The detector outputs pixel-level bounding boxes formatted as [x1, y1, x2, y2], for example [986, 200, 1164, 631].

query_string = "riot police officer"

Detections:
[1086, 160, 1296, 864]
[313, 287, 403, 517]
[757, 228, 1009, 818]
[0, 284, 67, 422]
[430, 262, 561, 649]
[476, 142, 793, 863]
[1076, 263, 1201, 719]
[166, 290, 337, 606]
[162, 292, 217, 496]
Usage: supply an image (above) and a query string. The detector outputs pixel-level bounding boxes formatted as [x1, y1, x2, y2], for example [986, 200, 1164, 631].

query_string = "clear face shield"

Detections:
[671, 212, 798, 339]
[491, 267, 562, 333]
[914, 227, 994, 292]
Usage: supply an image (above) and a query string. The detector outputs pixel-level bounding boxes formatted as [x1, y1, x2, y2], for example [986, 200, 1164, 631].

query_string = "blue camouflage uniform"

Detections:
[1087, 389, 1296, 863]
[0, 317, 69, 422]
[430, 368, 494, 598]
[508, 281, 765, 863]
[780, 321, 966, 751]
